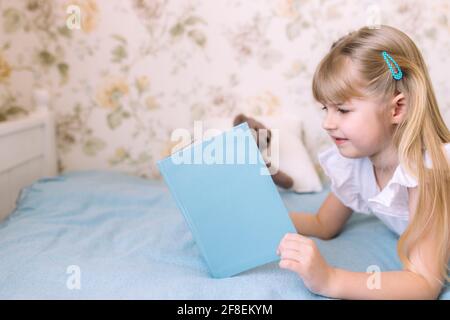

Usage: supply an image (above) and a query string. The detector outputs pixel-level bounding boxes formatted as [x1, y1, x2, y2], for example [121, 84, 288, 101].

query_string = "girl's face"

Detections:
[321, 97, 393, 159]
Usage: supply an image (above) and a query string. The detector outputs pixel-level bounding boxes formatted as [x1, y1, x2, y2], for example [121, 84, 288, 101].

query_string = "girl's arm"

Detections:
[278, 230, 444, 299]
[326, 267, 441, 300]
[289, 192, 353, 240]
[326, 186, 444, 299]
[278, 187, 446, 299]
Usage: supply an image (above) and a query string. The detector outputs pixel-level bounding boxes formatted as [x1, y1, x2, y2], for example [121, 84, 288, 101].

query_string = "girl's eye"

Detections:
[321, 106, 349, 114]
[338, 108, 349, 114]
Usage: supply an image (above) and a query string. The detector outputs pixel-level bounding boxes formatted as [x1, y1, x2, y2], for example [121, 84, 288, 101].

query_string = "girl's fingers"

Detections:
[277, 239, 313, 255]
[279, 248, 306, 262]
[282, 233, 314, 245]
[279, 259, 306, 274]
[277, 233, 315, 257]
[279, 259, 296, 270]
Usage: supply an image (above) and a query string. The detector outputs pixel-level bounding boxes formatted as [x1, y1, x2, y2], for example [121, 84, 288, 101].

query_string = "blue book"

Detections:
[157, 122, 296, 278]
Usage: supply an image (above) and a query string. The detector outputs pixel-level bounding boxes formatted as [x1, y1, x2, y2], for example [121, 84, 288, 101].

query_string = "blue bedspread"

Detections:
[0, 171, 448, 299]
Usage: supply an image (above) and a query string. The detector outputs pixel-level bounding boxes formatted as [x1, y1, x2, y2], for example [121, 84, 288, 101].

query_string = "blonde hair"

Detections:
[312, 25, 450, 283]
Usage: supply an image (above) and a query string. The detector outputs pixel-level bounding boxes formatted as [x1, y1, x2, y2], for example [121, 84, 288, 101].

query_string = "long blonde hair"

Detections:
[312, 25, 450, 282]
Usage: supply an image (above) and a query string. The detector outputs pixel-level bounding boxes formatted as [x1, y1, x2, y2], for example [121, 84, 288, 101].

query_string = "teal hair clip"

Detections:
[381, 51, 403, 80]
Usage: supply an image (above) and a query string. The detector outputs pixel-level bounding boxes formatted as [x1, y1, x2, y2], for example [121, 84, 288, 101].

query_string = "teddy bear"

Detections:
[233, 113, 294, 190]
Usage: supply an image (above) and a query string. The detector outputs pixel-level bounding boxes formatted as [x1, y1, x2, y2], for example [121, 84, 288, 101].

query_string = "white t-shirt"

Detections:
[317, 143, 450, 236]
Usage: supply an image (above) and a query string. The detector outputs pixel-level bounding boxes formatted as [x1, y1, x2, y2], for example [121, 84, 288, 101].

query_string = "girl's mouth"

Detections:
[332, 137, 348, 145]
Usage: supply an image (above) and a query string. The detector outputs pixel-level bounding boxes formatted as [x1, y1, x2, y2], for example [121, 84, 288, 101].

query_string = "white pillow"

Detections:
[201, 115, 323, 193]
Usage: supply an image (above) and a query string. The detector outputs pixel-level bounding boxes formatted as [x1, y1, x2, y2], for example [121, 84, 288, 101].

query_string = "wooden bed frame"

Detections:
[0, 90, 57, 221]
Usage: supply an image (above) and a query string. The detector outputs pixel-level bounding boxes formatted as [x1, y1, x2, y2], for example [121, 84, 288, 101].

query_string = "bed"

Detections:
[0, 100, 448, 299]
[0, 89, 56, 222]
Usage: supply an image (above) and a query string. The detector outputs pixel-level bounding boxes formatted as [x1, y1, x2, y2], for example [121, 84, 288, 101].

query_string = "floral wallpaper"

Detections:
[1, 0, 449, 182]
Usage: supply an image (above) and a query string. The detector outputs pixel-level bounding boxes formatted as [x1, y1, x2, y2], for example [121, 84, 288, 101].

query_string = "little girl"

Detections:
[277, 25, 450, 299]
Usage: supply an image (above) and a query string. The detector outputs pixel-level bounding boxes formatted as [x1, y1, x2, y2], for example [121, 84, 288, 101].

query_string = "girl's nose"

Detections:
[322, 112, 338, 130]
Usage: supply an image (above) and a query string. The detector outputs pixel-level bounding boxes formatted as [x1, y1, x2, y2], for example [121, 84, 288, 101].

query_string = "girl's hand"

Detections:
[277, 233, 335, 296]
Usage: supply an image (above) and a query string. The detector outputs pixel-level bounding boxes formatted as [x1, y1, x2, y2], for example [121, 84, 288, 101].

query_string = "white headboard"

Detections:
[0, 89, 57, 221]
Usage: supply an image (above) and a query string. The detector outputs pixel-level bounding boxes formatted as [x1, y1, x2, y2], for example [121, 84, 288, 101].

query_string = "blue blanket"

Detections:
[0, 171, 448, 299]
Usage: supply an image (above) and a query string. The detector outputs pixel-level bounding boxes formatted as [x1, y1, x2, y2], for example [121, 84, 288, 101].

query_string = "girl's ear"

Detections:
[390, 92, 407, 124]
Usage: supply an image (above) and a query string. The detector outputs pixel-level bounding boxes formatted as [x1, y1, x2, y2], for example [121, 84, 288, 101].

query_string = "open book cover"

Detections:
[157, 122, 296, 278]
